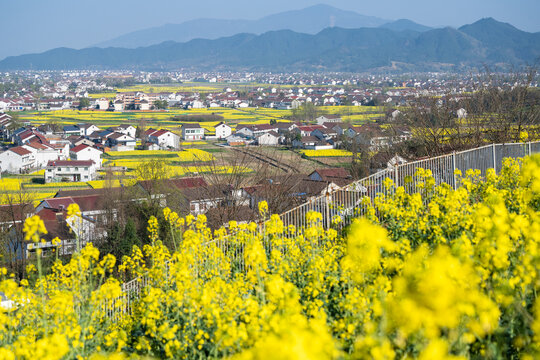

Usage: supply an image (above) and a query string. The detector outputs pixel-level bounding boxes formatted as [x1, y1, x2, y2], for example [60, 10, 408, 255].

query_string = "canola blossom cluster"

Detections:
[2, 156, 540, 359]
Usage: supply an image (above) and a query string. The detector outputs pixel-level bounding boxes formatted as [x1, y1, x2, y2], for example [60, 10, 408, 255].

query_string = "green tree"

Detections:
[153, 100, 168, 110]
[78, 98, 90, 110]
[119, 219, 140, 258]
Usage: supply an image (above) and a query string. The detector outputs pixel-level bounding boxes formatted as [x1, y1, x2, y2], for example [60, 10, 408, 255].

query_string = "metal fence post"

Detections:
[394, 165, 399, 187]
[452, 152, 457, 190]
[529, 142, 532, 156]
[492, 143, 497, 172]
[325, 193, 331, 229]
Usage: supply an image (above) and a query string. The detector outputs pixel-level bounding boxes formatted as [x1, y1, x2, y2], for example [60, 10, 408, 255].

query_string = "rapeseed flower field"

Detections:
[301, 149, 353, 157]
[2, 156, 540, 359]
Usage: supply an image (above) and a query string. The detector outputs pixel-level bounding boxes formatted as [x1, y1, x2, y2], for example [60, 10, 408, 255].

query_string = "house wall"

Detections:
[215, 124, 232, 139]
[45, 164, 97, 183]
[0, 151, 34, 173]
[182, 128, 204, 141]
[71, 148, 102, 166]
[258, 134, 279, 146]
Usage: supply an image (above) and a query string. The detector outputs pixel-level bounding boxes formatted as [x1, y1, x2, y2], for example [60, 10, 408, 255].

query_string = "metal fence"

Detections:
[105, 141, 540, 319]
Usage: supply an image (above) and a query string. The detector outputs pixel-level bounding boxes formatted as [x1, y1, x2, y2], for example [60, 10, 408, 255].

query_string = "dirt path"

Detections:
[232, 147, 299, 173]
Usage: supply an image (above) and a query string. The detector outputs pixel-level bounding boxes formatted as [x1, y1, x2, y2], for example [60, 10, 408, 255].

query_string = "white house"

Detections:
[106, 133, 136, 151]
[148, 129, 181, 150]
[215, 122, 232, 139]
[97, 98, 109, 110]
[22, 142, 59, 168]
[257, 131, 280, 146]
[78, 124, 100, 137]
[226, 135, 250, 146]
[457, 108, 468, 119]
[191, 100, 205, 109]
[0, 113, 12, 140]
[316, 115, 342, 125]
[113, 100, 124, 112]
[0, 146, 35, 173]
[47, 140, 71, 160]
[69, 144, 102, 166]
[111, 124, 136, 139]
[139, 100, 150, 111]
[63, 125, 82, 137]
[235, 126, 254, 138]
[45, 160, 97, 183]
[182, 124, 204, 141]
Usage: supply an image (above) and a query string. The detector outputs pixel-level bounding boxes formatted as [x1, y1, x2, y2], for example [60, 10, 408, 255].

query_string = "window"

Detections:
[84, 167, 88, 171]
[75, 167, 78, 171]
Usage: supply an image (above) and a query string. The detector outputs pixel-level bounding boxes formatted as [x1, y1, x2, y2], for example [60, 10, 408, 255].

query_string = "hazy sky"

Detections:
[1, 0, 538, 60]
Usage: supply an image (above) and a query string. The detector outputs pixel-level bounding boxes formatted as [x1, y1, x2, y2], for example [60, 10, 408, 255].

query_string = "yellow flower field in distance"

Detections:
[300, 149, 353, 157]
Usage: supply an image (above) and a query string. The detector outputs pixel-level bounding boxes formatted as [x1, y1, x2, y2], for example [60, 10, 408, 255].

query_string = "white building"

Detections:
[147, 129, 181, 150]
[316, 115, 342, 125]
[106, 133, 136, 151]
[45, 160, 97, 183]
[111, 124, 136, 139]
[97, 98, 109, 110]
[139, 100, 150, 111]
[182, 124, 204, 141]
[457, 108, 468, 119]
[215, 122, 232, 139]
[22, 142, 59, 168]
[69, 144, 102, 166]
[77, 124, 100, 137]
[0, 146, 35, 173]
[191, 100, 205, 109]
[113, 100, 124, 112]
[257, 131, 280, 146]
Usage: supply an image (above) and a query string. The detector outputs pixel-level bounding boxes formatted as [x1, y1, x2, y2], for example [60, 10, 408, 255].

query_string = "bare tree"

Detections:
[192, 147, 311, 228]
[0, 188, 38, 278]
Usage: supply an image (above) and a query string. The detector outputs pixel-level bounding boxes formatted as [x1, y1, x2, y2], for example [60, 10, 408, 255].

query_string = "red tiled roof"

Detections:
[311, 168, 351, 180]
[144, 128, 159, 136]
[137, 177, 208, 192]
[70, 144, 91, 153]
[43, 197, 76, 211]
[47, 160, 94, 167]
[297, 125, 324, 132]
[36, 207, 62, 221]
[9, 146, 32, 156]
[71, 195, 104, 212]
[151, 129, 169, 137]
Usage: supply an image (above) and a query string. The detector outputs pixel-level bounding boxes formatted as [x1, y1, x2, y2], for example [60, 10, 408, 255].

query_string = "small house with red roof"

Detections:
[0, 146, 35, 173]
[70, 144, 102, 166]
[147, 129, 180, 150]
[22, 142, 59, 168]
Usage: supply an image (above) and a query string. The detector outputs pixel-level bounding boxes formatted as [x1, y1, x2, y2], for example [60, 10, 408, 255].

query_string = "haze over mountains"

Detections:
[95, 4, 391, 49]
[0, 5, 538, 73]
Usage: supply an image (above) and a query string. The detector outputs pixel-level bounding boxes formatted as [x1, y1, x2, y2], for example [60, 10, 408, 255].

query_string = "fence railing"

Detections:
[104, 141, 540, 319]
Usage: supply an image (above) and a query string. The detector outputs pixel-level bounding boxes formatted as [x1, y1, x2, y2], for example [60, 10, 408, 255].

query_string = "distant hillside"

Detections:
[379, 19, 432, 32]
[1, 18, 538, 72]
[94, 4, 389, 49]
[459, 17, 540, 63]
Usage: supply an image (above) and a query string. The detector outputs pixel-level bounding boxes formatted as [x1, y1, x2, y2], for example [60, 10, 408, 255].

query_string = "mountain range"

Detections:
[0, 17, 538, 72]
[94, 4, 392, 49]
